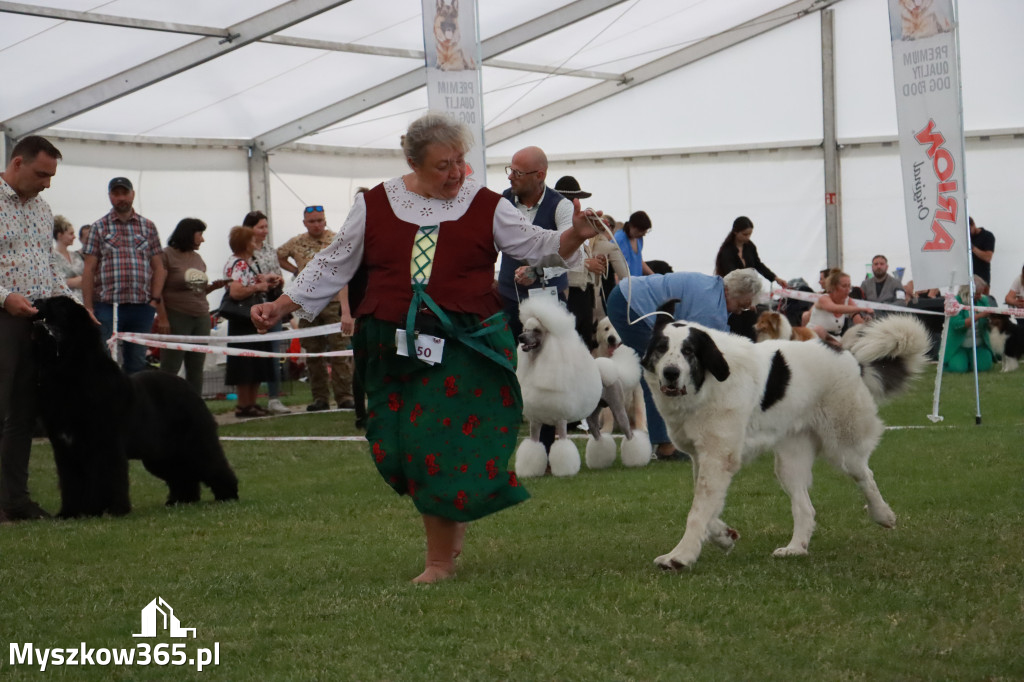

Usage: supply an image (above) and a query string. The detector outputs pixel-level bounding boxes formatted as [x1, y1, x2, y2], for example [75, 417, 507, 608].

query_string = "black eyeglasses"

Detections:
[304, 205, 324, 214]
[505, 166, 539, 179]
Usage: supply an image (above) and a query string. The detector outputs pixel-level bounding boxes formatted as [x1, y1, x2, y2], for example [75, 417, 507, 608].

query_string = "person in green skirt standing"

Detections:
[252, 113, 600, 583]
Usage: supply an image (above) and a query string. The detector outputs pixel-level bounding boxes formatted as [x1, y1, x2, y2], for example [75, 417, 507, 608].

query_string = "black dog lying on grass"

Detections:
[32, 296, 238, 517]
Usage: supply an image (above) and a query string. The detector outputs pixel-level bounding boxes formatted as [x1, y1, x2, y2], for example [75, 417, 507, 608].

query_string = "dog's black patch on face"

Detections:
[681, 328, 729, 391]
[641, 333, 668, 372]
[760, 350, 791, 411]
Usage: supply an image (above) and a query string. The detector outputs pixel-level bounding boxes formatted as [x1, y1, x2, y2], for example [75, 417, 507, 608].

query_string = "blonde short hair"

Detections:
[401, 112, 472, 167]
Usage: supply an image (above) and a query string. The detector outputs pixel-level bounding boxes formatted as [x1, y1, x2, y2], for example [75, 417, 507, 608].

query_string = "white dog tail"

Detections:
[846, 315, 930, 403]
[606, 345, 642, 391]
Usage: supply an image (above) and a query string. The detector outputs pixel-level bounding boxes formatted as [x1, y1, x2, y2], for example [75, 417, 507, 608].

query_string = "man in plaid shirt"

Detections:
[82, 177, 167, 374]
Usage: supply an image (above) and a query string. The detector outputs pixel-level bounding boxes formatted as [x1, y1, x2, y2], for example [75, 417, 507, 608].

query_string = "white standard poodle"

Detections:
[514, 296, 651, 478]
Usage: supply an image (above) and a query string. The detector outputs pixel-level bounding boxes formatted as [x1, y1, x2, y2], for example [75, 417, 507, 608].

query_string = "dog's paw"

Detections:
[772, 545, 809, 558]
[868, 503, 897, 528]
[514, 439, 549, 479]
[619, 430, 652, 468]
[548, 439, 581, 477]
[654, 552, 695, 571]
[585, 434, 616, 469]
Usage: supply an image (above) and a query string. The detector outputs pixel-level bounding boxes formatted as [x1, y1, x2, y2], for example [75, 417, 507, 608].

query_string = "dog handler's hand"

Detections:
[251, 295, 300, 333]
[3, 293, 38, 317]
[558, 200, 602, 260]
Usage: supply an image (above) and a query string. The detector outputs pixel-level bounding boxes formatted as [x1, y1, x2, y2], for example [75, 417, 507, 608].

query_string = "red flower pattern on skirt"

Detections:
[442, 417, 452, 427]
[454, 490, 468, 510]
[410, 403, 423, 425]
[444, 376, 458, 397]
[388, 392, 404, 412]
[486, 458, 498, 480]
[462, 415, 480, 436]
[372, 441, 386, 463]
[425, 453, 440, 476]
[500, 385, 514, 407]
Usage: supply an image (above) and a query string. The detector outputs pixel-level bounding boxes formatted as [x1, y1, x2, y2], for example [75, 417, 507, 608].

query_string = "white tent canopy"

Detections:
[2, 0, 1022, 297]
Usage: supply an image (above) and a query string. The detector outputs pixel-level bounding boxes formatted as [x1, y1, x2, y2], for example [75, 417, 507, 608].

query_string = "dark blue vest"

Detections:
[497, 187, 569, 301]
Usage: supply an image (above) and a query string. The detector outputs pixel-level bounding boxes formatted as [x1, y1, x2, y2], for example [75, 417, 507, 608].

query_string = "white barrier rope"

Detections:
[115, 333, 353, 358]
[126, 322, 341, 345]
[773, 288, 1024, 319]
[107, 310, 352, 358]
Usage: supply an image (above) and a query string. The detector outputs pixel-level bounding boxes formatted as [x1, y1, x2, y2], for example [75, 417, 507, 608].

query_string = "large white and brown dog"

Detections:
[515, 298, 651, 478]
[641, 300, 929, 570]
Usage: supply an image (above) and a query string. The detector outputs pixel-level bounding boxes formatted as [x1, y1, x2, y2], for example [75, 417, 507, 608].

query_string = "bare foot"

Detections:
[412, 564, 455, 584]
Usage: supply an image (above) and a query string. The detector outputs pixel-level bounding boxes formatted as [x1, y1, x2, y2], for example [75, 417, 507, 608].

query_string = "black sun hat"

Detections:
[554, 175, 592, 199]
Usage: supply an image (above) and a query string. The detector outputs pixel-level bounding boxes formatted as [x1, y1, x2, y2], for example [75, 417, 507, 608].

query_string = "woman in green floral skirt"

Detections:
[252, 113, 599, 583]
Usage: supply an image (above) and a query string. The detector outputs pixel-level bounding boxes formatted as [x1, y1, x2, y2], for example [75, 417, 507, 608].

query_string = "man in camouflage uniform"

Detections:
[277, 206, 354, 411]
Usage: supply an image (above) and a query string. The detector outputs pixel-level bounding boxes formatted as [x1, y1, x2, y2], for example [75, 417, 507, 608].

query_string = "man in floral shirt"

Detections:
[0, 136, 74, 521]
[82, 177, 167, 374]
[277, 206, 354, 411]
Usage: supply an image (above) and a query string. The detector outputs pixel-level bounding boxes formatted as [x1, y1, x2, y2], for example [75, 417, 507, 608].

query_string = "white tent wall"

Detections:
[839, 136, 1024, 294]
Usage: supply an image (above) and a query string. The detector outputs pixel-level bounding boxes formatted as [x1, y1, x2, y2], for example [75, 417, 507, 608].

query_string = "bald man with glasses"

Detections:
[497, 146, 574, 338]
[277, 206, 355, 412]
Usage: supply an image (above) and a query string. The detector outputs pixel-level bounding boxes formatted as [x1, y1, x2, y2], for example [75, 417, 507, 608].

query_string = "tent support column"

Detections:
[821, 8, 842, 269]
[247, 145, 272, 228]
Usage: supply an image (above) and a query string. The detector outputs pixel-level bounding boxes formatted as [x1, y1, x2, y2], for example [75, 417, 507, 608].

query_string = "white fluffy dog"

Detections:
[642, 300, 929, 570]
[515, 297, 651, 478]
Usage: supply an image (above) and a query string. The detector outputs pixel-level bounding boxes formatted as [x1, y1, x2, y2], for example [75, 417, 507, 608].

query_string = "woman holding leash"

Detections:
[251, 113, 598, 584]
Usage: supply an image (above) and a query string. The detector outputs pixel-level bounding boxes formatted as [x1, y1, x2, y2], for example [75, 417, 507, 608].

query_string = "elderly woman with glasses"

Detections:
[252, 112, 600, 584]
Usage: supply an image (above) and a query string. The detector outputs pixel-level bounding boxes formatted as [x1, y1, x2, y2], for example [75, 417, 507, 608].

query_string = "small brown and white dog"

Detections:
[754, 311, 817, 343]
[433, 0, 474, 71]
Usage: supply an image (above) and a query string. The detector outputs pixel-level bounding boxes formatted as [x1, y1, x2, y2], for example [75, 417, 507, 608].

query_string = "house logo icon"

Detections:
[133, 597, 196, 638]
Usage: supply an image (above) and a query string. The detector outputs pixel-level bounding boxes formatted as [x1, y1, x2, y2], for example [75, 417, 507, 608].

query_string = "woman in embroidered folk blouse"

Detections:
[252, 113, 599, 584]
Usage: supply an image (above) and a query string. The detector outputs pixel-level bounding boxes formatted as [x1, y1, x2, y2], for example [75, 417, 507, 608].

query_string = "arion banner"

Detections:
[421, 0, 485, 184]
[887, 0, 970, 290]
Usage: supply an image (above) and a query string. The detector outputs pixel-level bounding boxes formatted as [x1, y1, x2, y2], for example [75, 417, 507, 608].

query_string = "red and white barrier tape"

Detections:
[109, 321, 352, 358]
[773, 288, 1024, 319]
[113, 333, 352, 358]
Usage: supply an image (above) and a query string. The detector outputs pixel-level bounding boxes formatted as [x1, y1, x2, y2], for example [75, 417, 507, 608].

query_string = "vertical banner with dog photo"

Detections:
[887, 0, 970, 290]
[422, 0, 486, 184]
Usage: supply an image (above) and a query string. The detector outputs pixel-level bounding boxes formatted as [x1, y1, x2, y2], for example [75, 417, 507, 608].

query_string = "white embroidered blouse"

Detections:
[285, 177, 582, 321]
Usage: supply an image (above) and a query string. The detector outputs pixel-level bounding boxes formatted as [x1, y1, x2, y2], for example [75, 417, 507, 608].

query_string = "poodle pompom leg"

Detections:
[585, 433, 617, 469]
[548, 438, 581, 477]
[601, 382, 633, 440]
[620, 430, 652, 468]
[514, 438, 549, 479]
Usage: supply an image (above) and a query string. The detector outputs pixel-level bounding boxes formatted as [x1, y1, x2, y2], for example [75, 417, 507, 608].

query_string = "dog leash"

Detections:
[580, 208, 671, 328]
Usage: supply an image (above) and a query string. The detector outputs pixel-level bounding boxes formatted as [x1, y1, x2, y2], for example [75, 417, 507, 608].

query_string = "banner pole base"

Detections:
[927, 413, 944, 423]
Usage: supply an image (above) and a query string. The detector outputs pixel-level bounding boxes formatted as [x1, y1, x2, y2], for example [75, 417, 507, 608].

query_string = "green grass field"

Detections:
[1, 367, 1021, 681]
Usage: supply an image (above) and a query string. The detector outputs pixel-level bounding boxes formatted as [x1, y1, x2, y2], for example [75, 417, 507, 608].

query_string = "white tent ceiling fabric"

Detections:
[2, 0, 1023, 298]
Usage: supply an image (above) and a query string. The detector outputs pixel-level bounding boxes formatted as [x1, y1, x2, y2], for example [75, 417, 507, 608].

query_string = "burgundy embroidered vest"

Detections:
[356, 183, 502, 324]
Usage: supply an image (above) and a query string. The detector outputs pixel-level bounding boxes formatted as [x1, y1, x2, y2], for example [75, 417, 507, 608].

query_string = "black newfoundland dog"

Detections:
[32, 296, 238, 517]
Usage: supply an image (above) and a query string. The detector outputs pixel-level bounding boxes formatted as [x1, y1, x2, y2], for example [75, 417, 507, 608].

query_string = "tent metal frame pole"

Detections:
[821, 8, 842, 270]
[247, 146, 272, 235]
